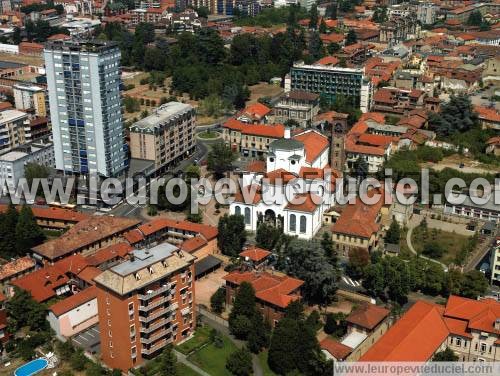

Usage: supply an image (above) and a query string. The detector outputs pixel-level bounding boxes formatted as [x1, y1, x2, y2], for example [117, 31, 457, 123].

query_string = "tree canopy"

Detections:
[218, 214, 246, 257]
[207, 142, 237, 179]
[429, 95, 479, 138]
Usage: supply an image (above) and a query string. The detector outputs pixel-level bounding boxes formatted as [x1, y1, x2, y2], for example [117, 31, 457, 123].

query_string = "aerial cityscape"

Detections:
[0, 0, 498, 375]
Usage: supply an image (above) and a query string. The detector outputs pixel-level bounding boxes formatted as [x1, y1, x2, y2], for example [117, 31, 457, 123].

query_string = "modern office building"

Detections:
[287, 63, 372, 113]
[94, 243, 196, 371]
[13, 84, 47, 117]
[44, 40, 127, 177]
[129, 102, 196, 175]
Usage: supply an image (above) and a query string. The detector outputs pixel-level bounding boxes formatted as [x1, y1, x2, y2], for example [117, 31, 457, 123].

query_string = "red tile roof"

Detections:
[360, 301, 449, 361]
[284, 193, 321, 213]
[320, 338, 352, 360]
[49, 286, 97, 317]
[32, 216, 141, 260]
[12, 265, 70, 302]
[0, 256, 36, 282]
[77, 266, 102, 285]
[264, 169, 298, 185]
[315, 56, 339, 66]
[234, 185, 262, 204]
[475, 105, 500, 123]
[245, 160, 266, 173]
[293, 130, 329, 163]
[180, 236, 208, 253]
[346, 303, 390, 330]
[487, 136, 500, 145]
[0, 205, 89, 223]
[320, 33, 345, 44]
[239, 247, 271, 262]
[224, 119, 285, 138]
[224, 271, 304, 308]
[239, 103, 271, 120]
[47, 33, 71, 41]
[0, 102, 13, 111]
[359, 112, 386, 123]
[444, 295, 500, 334]
[331, 188, 385, 238]
[84, 242, 133, 266]
[132, 218, 218, 242]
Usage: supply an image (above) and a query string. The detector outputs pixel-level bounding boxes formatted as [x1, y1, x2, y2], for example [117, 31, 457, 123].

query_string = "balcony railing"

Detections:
[138, 296, 169, 312]
[138, 303, 178, 323]
[138, 284, 171, 300]
[140, 326, 172, 345]
[140, 317, 171, 334]
[141, 337, 173, 355]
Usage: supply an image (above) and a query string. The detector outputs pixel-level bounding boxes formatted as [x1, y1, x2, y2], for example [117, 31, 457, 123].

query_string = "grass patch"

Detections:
[198, 131, 218, 139]
[411, 224, 473, 265]
[258, 350, 277, 376]
[176, 326, 212, 355]
[187, 333, 237, 376]
[176, 362, 201, 376]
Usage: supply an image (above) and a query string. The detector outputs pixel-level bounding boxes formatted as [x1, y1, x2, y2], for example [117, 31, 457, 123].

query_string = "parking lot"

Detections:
[71, 325, 100, 354]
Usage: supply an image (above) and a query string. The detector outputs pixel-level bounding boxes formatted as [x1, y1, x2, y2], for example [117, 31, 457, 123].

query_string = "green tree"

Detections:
[422, 241, 445, 259]
[159, 345, 177, 376]
[353, 156, 368, 181]
[229, 282, 257, 338]
[327, 42, 341, 54]
[210, 287, 226, 314]
[433, 347, 458, 361]
[345, 29, 357, 46]
[226, 347, 253, 376]
[309, 3, 319, 29]
[207, 141, 237, 179]
[346, 247, 369, 279]
[459, 270, 488, 299]
[15, 205, 45, 254]
[321, 231, 336, 263]
[323, 313, 347, 338]
[6, 288, 48, 332]
[308, 31, 324, 61]
[385, 221, 401, 244]
[281, 239, 337, 305]
[185, 164, 201, 181]
[256, 222, 282, 250]
[0, 203, 18, 258]
[218, 214, 246, 257]
[319, 19, 327, 33]
[428, 95, 478, 137]
[466, 11, 483, 26]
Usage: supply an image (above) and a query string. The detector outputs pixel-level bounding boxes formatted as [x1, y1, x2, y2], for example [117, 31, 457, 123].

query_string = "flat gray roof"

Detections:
[131, 102, 193, 131]
[111, 243, 179, 277]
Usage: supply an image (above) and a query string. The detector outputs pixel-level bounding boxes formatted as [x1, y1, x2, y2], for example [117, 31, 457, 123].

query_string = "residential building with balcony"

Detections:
[271, 90, 320, 127]
[490, 237, 500, 286]
[94, 243, 196, 371]
[288, 63, 372, 113]
[129, 102, 196, 176]
[0, 109, 29, 153]
[13, 83, 47, 117]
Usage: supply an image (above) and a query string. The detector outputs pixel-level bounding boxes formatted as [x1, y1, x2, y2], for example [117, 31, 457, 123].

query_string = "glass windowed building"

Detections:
[288, 63, 373, 113]
[44, 40, 127, 177]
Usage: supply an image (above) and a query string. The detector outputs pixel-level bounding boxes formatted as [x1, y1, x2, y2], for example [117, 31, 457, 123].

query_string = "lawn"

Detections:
[411, 224, 472, 265]
[187, 333, 238, 376]
[258, 350, 278, 376]
[176, 326, 212, 355]
[176, 362, 201, 376]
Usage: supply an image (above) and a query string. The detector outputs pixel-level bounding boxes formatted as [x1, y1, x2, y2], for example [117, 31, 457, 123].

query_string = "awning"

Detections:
[194, 255, 222, 278]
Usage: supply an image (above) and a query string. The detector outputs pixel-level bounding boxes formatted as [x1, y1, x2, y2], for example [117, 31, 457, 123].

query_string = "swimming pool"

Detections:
[14, 358, 48, 376]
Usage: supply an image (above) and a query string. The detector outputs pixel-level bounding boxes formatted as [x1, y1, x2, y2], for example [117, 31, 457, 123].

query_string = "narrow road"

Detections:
[200, 314, 264, 376]
[174, 349, 210, 376]
[406, 220, 448, 271]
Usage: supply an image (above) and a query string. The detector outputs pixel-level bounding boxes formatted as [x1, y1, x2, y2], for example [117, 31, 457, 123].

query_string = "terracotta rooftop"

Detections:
[315, 56, 339, 66]
[331, 188, 385, 238]
[239, 247, 271, 263]
[293, 130, 329, 163]
[239, 102, 271, 119]
[444, 295, 500, 334]
[84, 242, 133, 266]
[12, 264, 70, 302]
[0, 256, 36, 282]
[346, 303, 390, 330]
[32, 216, 141, 260]
[180, 236, 208, 253]
[320, 338, 352, 360]
[360, 300, 449, 361]
[284, 193, 321, 213]
[0, 205, 89, 224]
[234, 184, 262, 205]
[223, 271, 304, 308]
[475, 105, 500, 123]
[77, 266, 102, 285]
[245, 160, 266, 173]
[224, 118, 285, 138]
[49, 286, 97, 317]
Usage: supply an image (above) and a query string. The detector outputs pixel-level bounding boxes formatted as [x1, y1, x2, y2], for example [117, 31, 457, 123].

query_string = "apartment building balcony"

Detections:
[140, 317, 171, 334]
[139, 296, 170, 312]
[141, 336, 173, 355]
[140, 326, 173, 345]
[138, 284, 171, 300]
[138, 302, 179, 323]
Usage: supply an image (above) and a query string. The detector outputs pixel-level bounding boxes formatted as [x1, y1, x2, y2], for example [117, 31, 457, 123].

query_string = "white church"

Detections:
[230, 128, 343, 239]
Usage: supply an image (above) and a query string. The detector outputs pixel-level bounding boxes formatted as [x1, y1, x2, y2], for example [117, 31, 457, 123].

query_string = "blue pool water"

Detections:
[14, 358, 48, 376]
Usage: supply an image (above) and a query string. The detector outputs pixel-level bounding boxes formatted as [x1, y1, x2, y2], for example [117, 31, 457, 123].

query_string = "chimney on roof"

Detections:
[130, 254, 135, 262]
[284, 127, 291, 139]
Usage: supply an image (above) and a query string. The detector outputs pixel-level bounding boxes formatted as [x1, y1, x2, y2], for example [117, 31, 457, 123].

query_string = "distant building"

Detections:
[0, 109, 29, 153]
[94, 244, 196, 371]
[444, 190, 500, 223]
[361, 296, 500, 362]
[129, 102, 196, 175]
[272, 90, 320, 128]
[490, 237, 500, 285]
[416, 1, 437, 25]
[0, 141, 54, 189]
[13, 84, 47, 117]
[224, 270, 304, 326]
[288, 63, 372, 113]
